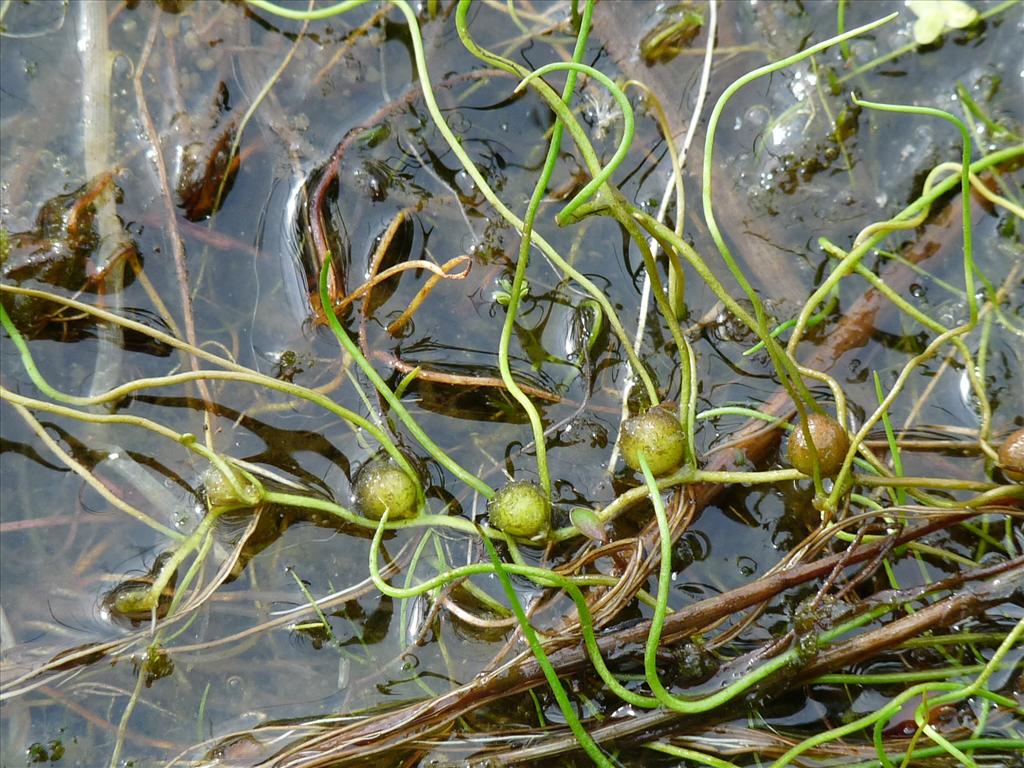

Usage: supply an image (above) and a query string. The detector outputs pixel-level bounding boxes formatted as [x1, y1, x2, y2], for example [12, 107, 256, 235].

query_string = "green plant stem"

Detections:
[645, 742, 738, 767]
[514, 61, 632, 226]
[815, 660, 1018, 685]
[784, 144, 1024, 505]
[0, 286, 414, 476]
[486, 45, 701, 441]
[635, 215, 844, 487]
[637, 452, 810, 713]
[622, 79, 687, 319]
[852, 474, 1005, 493]
[500, 72, 695, 437]
[744, 284, 838, 356]
[818, 241, 947, 334]
[871, 679, 1019, 768]
[247, 0, 369, 21]
[145, 508, 226, 609]
[836, 0, 850, 59]
[4, 398, 183, 540]
[851, 98, 976, 326]
[480, 530, 613, 767]
[789, 681, 959, 768]
[842, 101, 991, 465]
[365, 501, 861, 723]
[774, 673, 1018, 768]
[702, 16, 900, 433]
[318, 256, 492, 499]
[922, 724, 978, 768]
[265, 490, 502, 539]
[257, 0, 660, 456]
[453, 0, 658, 403]
[167, 530, 216, 618]
[548, 463, 811, 541]
[837, 0, 1020, 84]
[109, 654, 146, 768]
[844, 740, 1024, 768]
[494, 2, 594, 497]
[829, 328, 990, 510]
[696, 406, 791, 427]
[927, 614, 1024, 711]
[819, 235, 996, 465]
[618, 213, 699, 464]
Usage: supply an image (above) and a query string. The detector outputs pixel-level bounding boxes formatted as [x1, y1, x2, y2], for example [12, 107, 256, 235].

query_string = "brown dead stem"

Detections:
[131, 10, 217, 442]
[307, 68, 514, 313]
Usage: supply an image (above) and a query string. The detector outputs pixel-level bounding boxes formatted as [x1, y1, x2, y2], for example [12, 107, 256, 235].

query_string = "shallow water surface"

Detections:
[1, 1, 1022, 766]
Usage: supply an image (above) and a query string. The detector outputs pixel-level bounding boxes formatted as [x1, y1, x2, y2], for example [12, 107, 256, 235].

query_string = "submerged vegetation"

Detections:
[1, 0, 1022, 766]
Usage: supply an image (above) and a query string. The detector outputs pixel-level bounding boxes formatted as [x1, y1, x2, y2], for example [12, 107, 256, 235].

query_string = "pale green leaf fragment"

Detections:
[906, 0, 979, 45]
[569, 506, 606, 542]
[912, 14, 945, 45]
[943, 0, 980, 28]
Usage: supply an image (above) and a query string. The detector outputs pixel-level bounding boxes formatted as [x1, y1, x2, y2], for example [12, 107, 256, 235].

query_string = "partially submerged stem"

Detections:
[319, 255, 493, 499]
[493, 1, 594, 497]
[78, 1, 128, 399]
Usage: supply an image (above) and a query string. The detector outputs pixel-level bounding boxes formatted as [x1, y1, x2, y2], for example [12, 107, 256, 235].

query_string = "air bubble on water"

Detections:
[789, 68, 815, 101]
[771, 123, 789, 147]
[937, 298, 968, 328]
[958, 367, 978, 419]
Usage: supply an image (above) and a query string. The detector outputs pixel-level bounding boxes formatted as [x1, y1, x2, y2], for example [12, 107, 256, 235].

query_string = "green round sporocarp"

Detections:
[354, 458, 420, 520]
[619, 406, 687, 476]
[998, 427, 1024, 483]
[487, 480, 550, 538]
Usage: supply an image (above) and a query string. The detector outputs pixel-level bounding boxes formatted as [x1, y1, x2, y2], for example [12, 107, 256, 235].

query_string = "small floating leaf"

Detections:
[570, 507, 607, 543]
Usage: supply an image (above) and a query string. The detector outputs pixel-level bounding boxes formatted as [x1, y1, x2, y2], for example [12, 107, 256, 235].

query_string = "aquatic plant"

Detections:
[1, 1, 1022, 767]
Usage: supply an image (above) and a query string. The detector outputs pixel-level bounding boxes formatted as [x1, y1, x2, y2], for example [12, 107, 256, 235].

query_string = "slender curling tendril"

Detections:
[701, 13, 900, 448]
[514, 60, 634, 225]
[493, 0, 593, 498]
